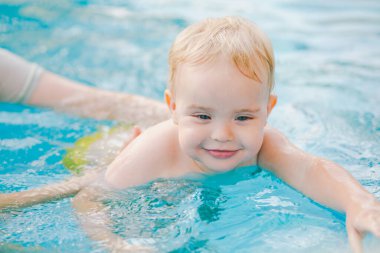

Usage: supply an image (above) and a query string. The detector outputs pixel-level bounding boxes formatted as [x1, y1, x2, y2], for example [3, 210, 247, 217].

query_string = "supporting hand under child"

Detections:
[0, 127, 141, 211]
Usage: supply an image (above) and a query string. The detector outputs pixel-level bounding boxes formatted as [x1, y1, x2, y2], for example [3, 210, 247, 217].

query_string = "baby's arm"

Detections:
[71, 122, 175, 251]
[258, 126, 380, 253]
[72, 185, 154, 252]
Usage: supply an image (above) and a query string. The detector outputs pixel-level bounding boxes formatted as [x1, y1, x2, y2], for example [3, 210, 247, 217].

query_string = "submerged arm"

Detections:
[258, 127, 380, 253]
[0, 171, 97, 210]
[72, 185, 154, 252]
[0, 128, 140, 211]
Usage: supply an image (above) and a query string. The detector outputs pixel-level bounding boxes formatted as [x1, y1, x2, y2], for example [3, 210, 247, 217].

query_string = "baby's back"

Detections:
[104, 120, 181, 189]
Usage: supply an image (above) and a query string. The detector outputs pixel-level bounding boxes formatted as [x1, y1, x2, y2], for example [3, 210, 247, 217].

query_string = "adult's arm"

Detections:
[0, 171, 98, 210]
[29, 71, 169, 126]
[0, 49, 169, 126]
[0, 128, 141, 210]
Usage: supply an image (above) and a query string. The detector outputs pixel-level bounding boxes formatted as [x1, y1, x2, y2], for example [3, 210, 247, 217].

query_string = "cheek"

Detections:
[177, 121, 206, 153]
[239, 125, 265, 153]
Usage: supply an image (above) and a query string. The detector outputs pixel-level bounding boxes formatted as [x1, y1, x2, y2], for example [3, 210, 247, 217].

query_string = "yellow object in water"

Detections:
[62, 124, 133, 174]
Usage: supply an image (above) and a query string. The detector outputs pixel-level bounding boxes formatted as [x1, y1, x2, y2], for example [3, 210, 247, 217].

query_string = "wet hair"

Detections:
[168, 16, 275, 94]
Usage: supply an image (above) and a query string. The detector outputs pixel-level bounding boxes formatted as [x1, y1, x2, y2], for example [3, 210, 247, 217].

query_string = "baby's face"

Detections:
[169, 56, 275, 173]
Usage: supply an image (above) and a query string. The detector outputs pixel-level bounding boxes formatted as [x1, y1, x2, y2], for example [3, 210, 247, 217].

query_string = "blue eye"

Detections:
[236, 116, 252, 121]
[196, 114, 211, 120]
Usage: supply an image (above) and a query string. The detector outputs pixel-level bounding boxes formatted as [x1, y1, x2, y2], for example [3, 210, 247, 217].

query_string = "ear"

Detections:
[164, 89, 178, 124]
[266, 94, 277, 116]
[164, 89, 176, 112]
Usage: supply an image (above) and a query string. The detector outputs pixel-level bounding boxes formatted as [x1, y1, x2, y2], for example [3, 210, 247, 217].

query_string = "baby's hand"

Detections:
[346, 197, 380, 253]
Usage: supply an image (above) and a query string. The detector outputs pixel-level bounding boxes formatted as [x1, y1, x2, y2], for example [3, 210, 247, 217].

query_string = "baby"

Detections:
[1, 16, 380, 253]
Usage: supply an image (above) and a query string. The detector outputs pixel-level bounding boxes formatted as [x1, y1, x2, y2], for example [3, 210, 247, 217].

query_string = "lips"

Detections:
[205, 149, 239, 159]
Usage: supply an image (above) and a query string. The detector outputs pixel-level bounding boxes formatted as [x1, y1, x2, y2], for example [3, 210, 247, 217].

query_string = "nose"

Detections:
[211, 123, 234, 142]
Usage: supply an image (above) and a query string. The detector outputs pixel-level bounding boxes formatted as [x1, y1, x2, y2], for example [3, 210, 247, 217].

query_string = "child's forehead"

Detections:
[182, 94, 264, 111]
[175, 58, 268, 96]
[177, 57, 259, 85]
[175, 61, 269, 108]
[178, 55, 236, 72]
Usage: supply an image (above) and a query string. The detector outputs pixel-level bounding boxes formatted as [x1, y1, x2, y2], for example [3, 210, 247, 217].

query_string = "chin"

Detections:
[204, 162, 240, 173]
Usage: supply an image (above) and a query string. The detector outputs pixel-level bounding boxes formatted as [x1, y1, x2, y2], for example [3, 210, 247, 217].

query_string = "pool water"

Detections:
[1, 0, 380, 252]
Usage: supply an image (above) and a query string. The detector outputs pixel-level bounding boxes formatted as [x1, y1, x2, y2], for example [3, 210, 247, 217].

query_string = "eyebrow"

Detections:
[187, 105, 214, 111]
[234, 108, 261, 114]
[187, 104, 261, 113]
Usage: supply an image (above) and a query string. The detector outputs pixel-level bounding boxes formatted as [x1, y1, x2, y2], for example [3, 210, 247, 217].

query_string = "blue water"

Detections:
[1, 0, 380, 252]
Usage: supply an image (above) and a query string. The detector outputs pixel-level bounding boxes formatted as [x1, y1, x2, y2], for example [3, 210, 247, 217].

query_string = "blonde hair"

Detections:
[168, 16, 275, 94]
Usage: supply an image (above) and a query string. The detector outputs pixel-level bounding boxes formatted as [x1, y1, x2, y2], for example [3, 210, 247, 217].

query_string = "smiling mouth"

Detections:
[205, 149, 239, 159]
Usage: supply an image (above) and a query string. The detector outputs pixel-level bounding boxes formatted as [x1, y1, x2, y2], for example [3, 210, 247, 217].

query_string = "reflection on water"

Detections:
[0, 0, 380, 252]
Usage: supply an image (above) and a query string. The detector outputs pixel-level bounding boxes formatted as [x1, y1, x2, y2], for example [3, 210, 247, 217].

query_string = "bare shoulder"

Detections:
[104, 120, 179, 189]
[258, 126, 299, 172]
[260, 126, 290, 152]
